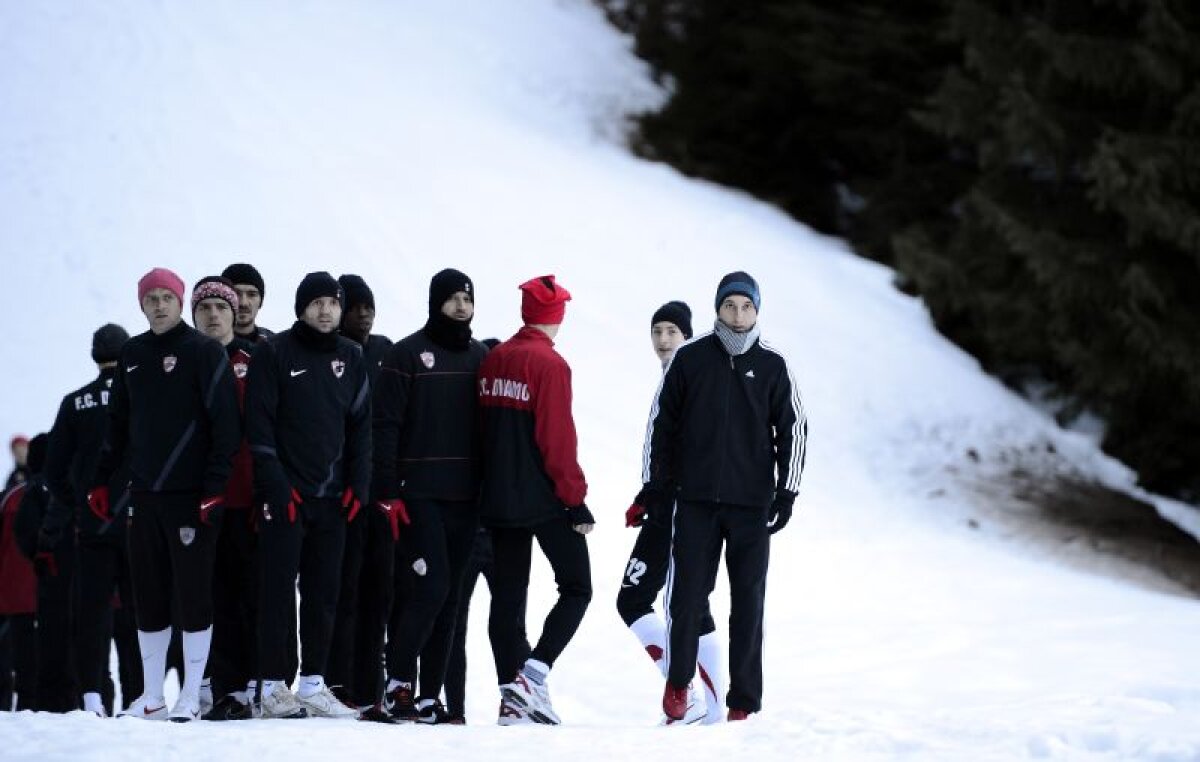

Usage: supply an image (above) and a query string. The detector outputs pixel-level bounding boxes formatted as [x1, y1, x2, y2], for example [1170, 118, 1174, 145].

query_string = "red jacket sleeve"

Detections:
[532, 357, 587, 507]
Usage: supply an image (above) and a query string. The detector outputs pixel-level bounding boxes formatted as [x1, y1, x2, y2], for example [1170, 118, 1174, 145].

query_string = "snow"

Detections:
[2, 1, 1199, 759]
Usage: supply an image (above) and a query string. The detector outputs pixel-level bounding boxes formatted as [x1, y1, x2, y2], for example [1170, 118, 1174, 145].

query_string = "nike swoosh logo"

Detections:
[126, 365, 139, 372]
[290, 369, 307, 377]
[145, 705, 164, 715]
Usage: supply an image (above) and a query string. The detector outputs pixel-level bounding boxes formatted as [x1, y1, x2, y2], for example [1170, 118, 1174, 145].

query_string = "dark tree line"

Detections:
[600, 0, 1200, 504]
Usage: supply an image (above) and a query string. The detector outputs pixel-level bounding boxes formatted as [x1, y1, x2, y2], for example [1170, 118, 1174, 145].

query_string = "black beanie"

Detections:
[651, 300, 693, 339]
[91, 323, 129, 364]
[338, 274, 375, 311]
[428, 268, 474, 317]
[222, 263, 266, 300]
[714, 271, 761, 312]
[26, 433, 48, 475]
[294, 271, 344, 317]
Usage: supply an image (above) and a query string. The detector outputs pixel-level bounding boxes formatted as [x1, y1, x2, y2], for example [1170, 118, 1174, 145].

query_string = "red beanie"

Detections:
[520, 275, 572, 325]
[138, 267, 186, 306]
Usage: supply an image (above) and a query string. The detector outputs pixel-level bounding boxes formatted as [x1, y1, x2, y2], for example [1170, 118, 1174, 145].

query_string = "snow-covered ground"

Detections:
[2, 2, 1198, 759]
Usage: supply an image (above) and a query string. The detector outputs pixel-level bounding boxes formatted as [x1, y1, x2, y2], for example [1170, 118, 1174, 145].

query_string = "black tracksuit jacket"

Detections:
[372, 326, 487, 502]
[245, 321, 372, 506]
[642, 331, 807, 508]
[93, 321, 241, 498]
[44, 367, 131, 539]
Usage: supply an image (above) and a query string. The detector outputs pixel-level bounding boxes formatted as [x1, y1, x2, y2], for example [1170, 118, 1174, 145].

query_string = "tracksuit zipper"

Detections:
[715, 354, 734, 503]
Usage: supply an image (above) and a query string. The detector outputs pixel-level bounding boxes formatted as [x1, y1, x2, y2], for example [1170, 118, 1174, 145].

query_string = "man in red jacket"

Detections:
[0, 479, 37, 710]
[477, 274, 593, 726]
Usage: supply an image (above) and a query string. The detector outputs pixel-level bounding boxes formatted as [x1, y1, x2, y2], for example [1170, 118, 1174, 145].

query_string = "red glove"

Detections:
[375, 498, 410, 541]
[87, 486, 111, 522]
[287, 488, 302, 523]
[341, 488, 361, 523]
[199, 495, 224, 526]
[625, 502, 647, 528]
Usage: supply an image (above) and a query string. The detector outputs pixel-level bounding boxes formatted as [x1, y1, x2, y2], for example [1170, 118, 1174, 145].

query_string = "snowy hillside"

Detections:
[2, 1, 1199, 760]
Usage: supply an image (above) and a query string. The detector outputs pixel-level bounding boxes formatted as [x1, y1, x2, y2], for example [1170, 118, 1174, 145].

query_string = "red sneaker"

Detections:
[727, 708, 750, 722]
[662, 682, 688, 721]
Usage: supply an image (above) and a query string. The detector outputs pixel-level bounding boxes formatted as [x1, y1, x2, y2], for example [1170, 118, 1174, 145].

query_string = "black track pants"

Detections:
[389, 500, 477, 700]
[257, 498, 346, 681]
[488, 516, 591, 684]
[665, 500, 769, 713]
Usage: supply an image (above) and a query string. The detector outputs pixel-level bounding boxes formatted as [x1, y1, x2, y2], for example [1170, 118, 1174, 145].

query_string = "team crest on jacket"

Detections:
[331, 359, 346, 378]
[420, 351, 435, 369]
[179, 526, 195, 546]
[233, 361, 248, 379]
[163, 355, 178, 373]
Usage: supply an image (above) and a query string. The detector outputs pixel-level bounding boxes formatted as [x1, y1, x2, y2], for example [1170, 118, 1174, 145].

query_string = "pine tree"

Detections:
[897, 0, 1200, 498]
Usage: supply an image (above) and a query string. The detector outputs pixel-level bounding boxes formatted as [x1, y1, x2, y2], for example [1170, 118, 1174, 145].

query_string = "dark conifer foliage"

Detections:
[602, 0, 1200, 502]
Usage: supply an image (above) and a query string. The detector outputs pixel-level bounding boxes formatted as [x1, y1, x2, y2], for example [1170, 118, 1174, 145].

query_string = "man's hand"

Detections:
[341, 488, 362, 523]
[375, 498, 410, 541]
[200, 495, 224, 526]
[87, 486, 111, 522]
[566, 504, 595, 535]
[767, 491, 795, 535]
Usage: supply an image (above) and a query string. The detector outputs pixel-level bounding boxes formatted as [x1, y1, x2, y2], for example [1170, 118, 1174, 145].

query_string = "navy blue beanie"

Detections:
[714, 271, 761, 312]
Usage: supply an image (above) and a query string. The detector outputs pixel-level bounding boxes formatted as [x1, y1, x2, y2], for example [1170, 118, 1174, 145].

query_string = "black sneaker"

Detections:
[385, 685, 418, 722]
[445, 713, 466, 725]
[203, 694, 252, 721]
[416, 698, 450, 725]
[358, 703, 400, 724]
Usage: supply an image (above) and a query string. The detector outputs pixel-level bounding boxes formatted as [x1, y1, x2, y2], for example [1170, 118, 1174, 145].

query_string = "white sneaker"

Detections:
[297, 685, 359, 719]
[497, 696, 533, 726]
[120, 693, 168, 720]
[82, 691, 107, 718]
[199, 680, 213, 717]
[259, 685, 308, 719]
[661, 685, 705, 726]
[168, 693, 201, 723]
[501, 673, 560, 725]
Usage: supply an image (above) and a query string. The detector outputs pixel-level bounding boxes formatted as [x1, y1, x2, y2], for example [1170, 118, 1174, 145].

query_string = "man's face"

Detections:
[302, 297, 342, 334]
[233, 284, 263, 331]
[11, 442, 28, 466]
[441, 291, 474, 322]
[141, 288, 183, 335]
[718, 295, 757, 333]
[651, 321, 686, 363]
[194, 297, 235, 345]
[342, 302, 375, 342]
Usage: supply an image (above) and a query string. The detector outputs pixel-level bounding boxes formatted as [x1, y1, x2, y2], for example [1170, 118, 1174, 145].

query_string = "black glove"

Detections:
[767, 491, 795, 535]
[566, 504, 595, 535]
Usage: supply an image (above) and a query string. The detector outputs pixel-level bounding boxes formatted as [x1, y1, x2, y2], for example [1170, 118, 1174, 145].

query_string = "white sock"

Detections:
[697, 630, 724, 722]
[297, 674, 324, 699]
[521, 658, 550, 685]
[629, 613, 668, 677]
[387, 678, 410, 693]
[181, 627, 213, 702]
[136, 626, 172, 702]
[231, 690, 249, 704]
[82, 691, 105, 714]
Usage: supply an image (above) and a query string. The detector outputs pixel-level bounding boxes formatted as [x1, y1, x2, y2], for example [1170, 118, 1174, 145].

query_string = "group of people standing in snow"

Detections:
[0, 263, 805, 726]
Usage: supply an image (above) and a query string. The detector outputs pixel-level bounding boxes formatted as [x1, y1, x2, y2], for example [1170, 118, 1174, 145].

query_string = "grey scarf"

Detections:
[714, 319, 760, 357]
